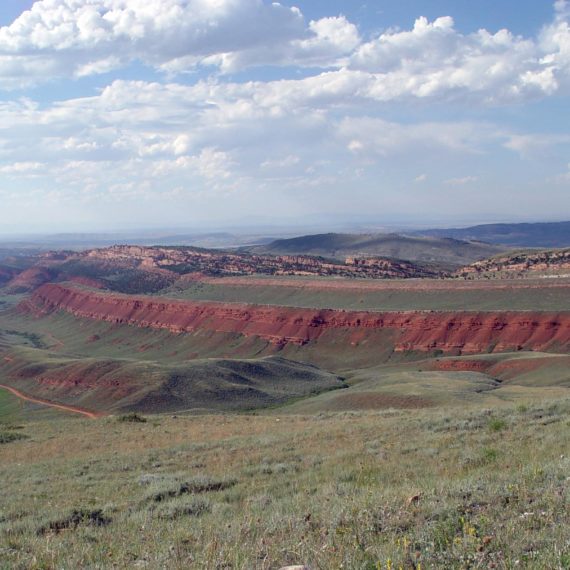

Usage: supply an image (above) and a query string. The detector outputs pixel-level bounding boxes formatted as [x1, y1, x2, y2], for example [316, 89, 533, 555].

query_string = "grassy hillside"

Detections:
[2, 305, 569, 416]
[0, 344, 344, 414]
[0, 387, 67, 422]
[248, 232, 504, 264]
[0, 388, 22, 421]
[0, 398, 569, 568]
[0, 305, 446, 376]
[416, 221, 570, 248]
[284, 352, 570, 414]
[166, 278, 570, 312]
[2, 276, 569, 415]
[1, 272, 568, 567]
[0, 293, 25, 312]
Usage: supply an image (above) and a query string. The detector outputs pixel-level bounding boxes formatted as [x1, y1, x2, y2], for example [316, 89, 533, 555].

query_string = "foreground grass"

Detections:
[0, 389, 22, 422]
[0, 399, 569, 569]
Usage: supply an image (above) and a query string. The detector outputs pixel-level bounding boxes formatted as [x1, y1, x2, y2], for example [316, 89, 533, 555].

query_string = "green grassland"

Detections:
[0, 307, 402, 376]
[284, 354, 570, 415]
[1, 306, 569, 418]
[0, 280, 569, 568]
[1, 309, 271, 364]
[0, 293, 25, 312]
[0, 399, 569, 569]
[0, 389, 22, 421]
[0, 305, 349, 414]
[0, 388, 66, 423]
[165, 279, 570, 312]
[0, 345, 345, 414]
[0, 318, 75, 422]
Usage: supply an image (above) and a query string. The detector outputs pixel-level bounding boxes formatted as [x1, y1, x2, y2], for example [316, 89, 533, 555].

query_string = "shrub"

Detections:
[117, 413, 147, 423]
[37, 509, 111, 535]
[482, 447, 498, 463]
[0, 432, 28, 444]
[488, 418, 507, 432]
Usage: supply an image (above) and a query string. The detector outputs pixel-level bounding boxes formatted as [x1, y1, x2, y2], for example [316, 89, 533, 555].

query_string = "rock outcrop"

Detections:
[21, 284, 570, 355]
[458, 248, 570, 278]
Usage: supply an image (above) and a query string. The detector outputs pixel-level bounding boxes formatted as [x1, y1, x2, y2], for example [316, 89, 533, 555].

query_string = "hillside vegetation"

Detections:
[0, 345, 344, 414]
[248, 233, 505, 265]
[2, 302, 570, 416]
[168, 276, 570, 312]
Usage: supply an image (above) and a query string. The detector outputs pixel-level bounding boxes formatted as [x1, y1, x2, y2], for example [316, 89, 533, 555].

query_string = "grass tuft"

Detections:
[154, 497, 211, 520]
[488, 417, 508, 432]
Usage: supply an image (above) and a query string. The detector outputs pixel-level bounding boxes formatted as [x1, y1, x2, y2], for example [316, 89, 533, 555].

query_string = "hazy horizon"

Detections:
[12, 213, 567, 237]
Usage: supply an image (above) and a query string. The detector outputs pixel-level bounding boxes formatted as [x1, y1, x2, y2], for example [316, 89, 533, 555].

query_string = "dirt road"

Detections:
[0, 384, 101, 419]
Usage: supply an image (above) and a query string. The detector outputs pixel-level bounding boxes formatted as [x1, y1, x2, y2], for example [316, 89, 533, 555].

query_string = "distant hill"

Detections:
[0, 244, 448, 295]
[247, 233, 505, 265]
[415, 221, 570, 248]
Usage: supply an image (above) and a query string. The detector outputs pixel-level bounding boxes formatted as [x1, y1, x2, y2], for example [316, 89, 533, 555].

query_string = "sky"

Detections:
[0, 0, 569, 234]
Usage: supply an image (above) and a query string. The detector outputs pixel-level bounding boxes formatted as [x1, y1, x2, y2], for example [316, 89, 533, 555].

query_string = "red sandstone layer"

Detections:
[21, 284, 570, 354]
[427, 354, 570, 382]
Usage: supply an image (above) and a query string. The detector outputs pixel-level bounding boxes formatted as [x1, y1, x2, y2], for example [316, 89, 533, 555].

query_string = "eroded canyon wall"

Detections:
[21, 284, 570, 355]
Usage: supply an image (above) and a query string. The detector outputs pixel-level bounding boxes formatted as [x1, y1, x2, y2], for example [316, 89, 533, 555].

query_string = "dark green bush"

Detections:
[117, 412, 147, 423]
[0, 432, 28, 444]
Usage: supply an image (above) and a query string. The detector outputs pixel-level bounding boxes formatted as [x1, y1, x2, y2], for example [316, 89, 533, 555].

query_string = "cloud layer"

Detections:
[0, 0, 361, 87]
[1, 0, 569, 103]
[0, 1, 569, 229]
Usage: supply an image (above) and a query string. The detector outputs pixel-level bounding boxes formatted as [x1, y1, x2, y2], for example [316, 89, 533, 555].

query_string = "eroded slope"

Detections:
[22, 284, 570, 355]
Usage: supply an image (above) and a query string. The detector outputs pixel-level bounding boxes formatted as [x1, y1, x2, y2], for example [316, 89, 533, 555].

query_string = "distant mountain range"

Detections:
[246, 233, 505, 266]
[414, 221, 570, 248]
[0, 232, 275, 250]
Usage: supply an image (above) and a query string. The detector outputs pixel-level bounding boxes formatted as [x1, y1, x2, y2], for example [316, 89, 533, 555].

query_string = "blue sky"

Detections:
[0, 0, 569, 233]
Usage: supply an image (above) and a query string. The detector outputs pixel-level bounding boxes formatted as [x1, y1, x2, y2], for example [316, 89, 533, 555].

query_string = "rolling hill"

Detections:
[0, 346, 343, 414]
[246, 233, 505, 265]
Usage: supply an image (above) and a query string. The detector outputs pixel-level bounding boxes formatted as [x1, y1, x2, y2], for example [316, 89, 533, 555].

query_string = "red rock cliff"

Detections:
[21, 284, 570, 354]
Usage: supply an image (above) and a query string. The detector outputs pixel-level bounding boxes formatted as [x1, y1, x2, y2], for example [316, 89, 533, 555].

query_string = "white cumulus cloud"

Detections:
[349, 12, 570, 103]
[0, 0, 569, 106]
[0, 0, 361, 87]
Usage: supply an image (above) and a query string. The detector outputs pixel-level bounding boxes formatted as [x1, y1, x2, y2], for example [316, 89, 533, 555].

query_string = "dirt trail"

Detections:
[0, 384, 101, 419]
